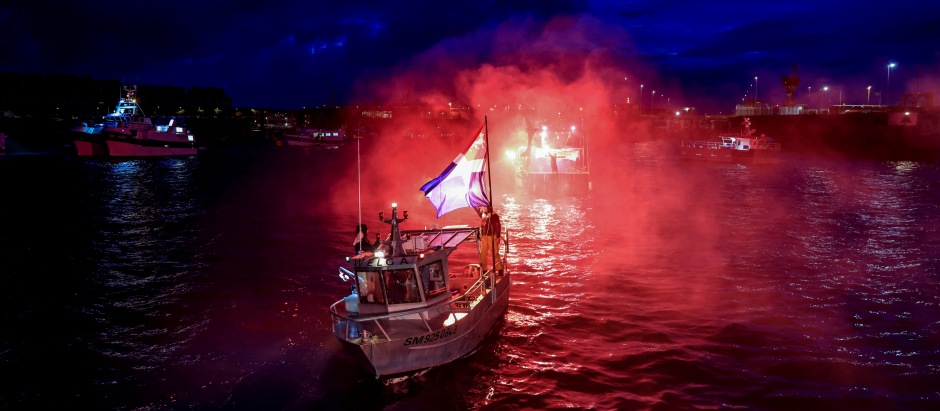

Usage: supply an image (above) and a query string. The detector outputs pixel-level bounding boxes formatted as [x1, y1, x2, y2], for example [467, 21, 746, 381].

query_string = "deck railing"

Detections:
[681, 141, 722, 149]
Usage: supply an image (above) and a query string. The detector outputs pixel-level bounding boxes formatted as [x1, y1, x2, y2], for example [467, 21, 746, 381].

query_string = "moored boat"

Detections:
[680, 118, 781, 164]
[72, 85, 198, 157]
[284, 128, 345, 147]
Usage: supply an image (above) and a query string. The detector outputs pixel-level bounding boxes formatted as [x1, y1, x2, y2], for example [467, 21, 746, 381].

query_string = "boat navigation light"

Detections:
[375, 250, 385, 258]
[392, 202, 397, 208]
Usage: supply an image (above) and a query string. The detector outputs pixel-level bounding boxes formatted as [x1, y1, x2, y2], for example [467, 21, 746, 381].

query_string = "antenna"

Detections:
[358, 132, 361, 242]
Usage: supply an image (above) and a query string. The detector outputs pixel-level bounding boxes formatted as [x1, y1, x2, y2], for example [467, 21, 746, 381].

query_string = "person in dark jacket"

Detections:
[353, 224, 377, 254]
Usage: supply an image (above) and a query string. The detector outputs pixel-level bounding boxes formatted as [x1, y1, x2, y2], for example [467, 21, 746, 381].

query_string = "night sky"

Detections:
[3, 1, 939, 112]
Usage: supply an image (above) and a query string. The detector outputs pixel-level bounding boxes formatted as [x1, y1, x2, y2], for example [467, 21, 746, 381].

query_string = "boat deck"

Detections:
[332, 276, 493, 344]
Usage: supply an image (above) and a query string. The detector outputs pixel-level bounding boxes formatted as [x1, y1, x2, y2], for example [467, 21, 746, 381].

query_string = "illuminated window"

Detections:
[420, 261, 446, 299]
[385, 269, 421, 304]
[356, 271, 385, 304]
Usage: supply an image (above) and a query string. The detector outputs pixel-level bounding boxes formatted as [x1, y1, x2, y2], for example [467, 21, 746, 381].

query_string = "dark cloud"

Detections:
[1, 0, 938, 110]
[618, 9, 655, 19]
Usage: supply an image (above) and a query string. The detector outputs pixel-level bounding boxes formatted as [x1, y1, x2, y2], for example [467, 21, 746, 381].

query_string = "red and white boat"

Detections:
[72, 85, 197, 157]
[680, 118, 781, 164]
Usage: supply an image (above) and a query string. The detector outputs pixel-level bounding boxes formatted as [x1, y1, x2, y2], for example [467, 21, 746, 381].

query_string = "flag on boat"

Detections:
[420, 125, 490, 217]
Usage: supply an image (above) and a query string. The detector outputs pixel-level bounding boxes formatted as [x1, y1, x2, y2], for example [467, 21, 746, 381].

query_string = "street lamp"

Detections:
[886, 63, 896, 106]
[640, 85, 644, 108]
[867, 86, 872, 105]
[652, 90, 655, 110]
[755, 76, 758, 101]
[824, 86, 829, 111]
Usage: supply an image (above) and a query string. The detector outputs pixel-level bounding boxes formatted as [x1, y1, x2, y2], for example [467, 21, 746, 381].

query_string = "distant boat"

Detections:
[71, 85, 198, 157]
[680, 118, 781, 164]
[284, 128, 345, 147]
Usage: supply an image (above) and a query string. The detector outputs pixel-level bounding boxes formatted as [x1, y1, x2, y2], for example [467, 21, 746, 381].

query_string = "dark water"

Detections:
[2, 145, 940, 410]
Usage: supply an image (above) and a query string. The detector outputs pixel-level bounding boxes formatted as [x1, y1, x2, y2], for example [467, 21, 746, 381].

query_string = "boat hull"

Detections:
[336, 272, 511, 378]
[731, 149, 780, 165]
[285, 137, 344, 147]
[75, 140, 109, 156]
[679, 147, 733, 163]
[72, 132, 109, 156]
[105, 139, 197, 157]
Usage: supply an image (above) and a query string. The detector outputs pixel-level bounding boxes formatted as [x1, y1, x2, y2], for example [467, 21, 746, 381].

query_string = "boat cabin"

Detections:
[720, 136, 777, 151]
[347, 226, 478, 316]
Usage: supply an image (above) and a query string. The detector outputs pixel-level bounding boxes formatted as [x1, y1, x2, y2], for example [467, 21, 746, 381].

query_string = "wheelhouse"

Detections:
[347, 226, 477, 316]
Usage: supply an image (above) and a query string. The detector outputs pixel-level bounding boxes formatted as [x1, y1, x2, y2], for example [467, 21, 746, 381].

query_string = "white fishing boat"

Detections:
[284, 128, 345, 147]
[72, 85, 198, 157]
[329, 121, 510, 383]
[680, 118, 781, 164]
[512, 116, 591, 193]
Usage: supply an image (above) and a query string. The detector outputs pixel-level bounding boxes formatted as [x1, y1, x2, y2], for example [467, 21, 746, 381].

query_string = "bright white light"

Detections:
[889, 63, 896, 68]
[443, 312, 468, 326]
[392, 202, 397, 208]
[905, 112, 910, 115]
[375, 250, 385, 258]
[571, 126, 576, 131]
[505, 150, 516, 160]
[542, 126, 548, 131]
[824, 87, 829, 91]
[540, 131, 547, 138]
[676, 111, 680, 115]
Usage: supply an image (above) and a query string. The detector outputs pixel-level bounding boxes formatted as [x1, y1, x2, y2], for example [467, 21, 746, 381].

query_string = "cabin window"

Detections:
[385, 269, 421, 304]
[356, 271, 385, 304]
[420, 261, 447, 299]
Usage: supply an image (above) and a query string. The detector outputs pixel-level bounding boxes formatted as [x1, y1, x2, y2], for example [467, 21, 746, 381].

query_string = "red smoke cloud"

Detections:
[326, 15, 655, 228]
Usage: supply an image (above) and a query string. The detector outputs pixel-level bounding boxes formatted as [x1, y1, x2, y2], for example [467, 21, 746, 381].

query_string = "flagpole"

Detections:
[484, 116, 494, 205]
[484, 116, 497, 275]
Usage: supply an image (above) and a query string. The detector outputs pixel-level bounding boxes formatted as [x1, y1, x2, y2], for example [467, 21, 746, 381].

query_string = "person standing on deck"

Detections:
[480, 207, 503, 273]
[353, 224, 377, 254]
[549, 152, 558, 174]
